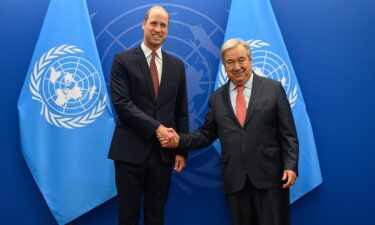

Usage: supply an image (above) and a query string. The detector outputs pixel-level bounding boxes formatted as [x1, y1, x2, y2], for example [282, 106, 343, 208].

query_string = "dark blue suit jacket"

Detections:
[108, 46, 189, 164]
[179, 74, 298, 194]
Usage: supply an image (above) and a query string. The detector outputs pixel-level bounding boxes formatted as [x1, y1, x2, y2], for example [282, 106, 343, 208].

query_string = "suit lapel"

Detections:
[135, 47, 157, 103]
[244, 74, 263, 126]
[157, 50, 170, 103]
[220, 82, 243, 127]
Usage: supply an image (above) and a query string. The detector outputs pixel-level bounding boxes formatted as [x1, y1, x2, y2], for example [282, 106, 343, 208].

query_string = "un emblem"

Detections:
[29, 44, 107, 129]
[219, 39, 298, 108]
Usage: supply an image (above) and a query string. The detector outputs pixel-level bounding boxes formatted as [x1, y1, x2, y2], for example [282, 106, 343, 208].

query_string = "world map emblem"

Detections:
[219, 39, 298, 107]
[29, 44, 107, 129]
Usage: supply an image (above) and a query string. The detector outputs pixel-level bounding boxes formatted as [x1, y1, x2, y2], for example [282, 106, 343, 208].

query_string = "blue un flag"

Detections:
[214, 0, 323, 202]
[17, 0, 115, 224]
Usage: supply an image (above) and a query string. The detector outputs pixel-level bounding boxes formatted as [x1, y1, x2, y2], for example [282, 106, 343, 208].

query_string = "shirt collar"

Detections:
[230, 72, 254, 92]
[141, 42, 163, 60]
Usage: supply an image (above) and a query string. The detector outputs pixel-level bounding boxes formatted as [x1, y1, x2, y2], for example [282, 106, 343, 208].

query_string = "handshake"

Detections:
[156, 124, 180, 149]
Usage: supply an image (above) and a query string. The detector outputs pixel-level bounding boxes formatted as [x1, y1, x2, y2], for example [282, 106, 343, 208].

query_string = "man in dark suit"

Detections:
[159, 38, 298, 225]
[108, 6, 189, 225]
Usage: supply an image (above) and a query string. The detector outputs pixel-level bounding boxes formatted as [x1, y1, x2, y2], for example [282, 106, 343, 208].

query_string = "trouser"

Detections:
[226, 178, 290, 225]
[115, 149, 172, 225]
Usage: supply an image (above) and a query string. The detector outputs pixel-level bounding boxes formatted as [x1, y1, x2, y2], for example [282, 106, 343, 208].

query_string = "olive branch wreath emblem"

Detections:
[29, 44, 107, 129]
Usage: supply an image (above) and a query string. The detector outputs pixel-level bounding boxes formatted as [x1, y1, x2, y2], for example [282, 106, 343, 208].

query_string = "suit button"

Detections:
[241, 130, 245, 134]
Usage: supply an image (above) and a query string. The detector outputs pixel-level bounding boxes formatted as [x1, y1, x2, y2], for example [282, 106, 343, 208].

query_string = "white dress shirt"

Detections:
[141, 42, 163, 84]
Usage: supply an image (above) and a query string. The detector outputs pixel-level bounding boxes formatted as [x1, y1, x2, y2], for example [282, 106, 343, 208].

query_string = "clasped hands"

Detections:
[156, 125, 179, 149]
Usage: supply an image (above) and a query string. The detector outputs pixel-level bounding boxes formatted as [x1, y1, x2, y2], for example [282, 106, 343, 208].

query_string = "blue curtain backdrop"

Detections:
[1, 0, 375, 225]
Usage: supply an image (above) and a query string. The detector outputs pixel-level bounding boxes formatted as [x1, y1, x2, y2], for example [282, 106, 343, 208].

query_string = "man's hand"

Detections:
[156, 126, 179, 149]
[174, 155, 185, 173]
[282, 170, 297, 189]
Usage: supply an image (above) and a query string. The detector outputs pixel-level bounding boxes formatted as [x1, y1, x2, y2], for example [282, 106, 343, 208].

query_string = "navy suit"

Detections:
[109, 46, 189, 225]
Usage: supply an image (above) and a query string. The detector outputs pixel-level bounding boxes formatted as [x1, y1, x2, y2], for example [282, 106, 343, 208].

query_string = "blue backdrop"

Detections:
[1, 0, 375, 225]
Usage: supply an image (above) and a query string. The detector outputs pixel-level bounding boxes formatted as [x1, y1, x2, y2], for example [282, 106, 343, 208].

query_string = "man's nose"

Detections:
[233, 62, 241, 70]
[154, 25, 161, 32]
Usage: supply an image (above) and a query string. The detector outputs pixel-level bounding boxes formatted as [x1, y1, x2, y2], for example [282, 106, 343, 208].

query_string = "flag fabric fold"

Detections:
[214, 0, 322, 202]
[17, 0, 115, 224]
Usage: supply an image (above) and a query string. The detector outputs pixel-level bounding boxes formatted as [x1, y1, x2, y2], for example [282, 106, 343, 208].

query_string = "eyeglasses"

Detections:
[224, 57, 251, 69]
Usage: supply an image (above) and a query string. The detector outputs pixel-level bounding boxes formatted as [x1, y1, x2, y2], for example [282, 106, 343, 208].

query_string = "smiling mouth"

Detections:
[233, 71, 245, 76]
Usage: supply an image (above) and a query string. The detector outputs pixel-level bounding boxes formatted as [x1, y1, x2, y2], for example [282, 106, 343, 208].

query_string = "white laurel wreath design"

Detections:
[288, 85, 298, 108]
[249, 39, 298, 108]
[219, 65, 228, 85]
[29, 44, 107, 129]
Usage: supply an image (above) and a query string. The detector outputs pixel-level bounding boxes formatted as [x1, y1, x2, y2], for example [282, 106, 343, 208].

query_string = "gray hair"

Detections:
[221, 38, 252, 63]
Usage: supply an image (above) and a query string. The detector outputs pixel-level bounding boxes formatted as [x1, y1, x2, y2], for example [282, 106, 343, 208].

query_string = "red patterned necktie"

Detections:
[150, 50, 159, 97]
[236, 85, 246, 127]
